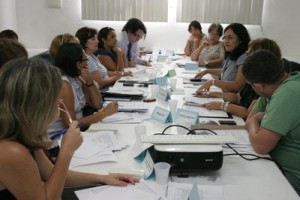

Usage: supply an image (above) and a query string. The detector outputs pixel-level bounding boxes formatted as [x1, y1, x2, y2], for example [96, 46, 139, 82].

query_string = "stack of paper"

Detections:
[101, 112, 151, 124]
[75, 180, 162, 200]
[106, 87, 145, 96]
[117, 102, 149, 112]
[69, 131, 129, 168]
[167, 182, 223, 200]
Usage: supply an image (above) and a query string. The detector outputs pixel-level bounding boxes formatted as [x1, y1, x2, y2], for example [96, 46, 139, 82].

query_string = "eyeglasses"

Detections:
[222, 35, 238, 40]
[59, 99, 73, 124]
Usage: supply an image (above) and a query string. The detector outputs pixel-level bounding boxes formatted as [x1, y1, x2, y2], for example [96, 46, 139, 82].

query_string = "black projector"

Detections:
[153, 144, 223, 172]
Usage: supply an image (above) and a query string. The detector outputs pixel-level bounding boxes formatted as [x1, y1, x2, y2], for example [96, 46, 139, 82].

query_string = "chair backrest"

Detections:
[282, 58, 300, 73]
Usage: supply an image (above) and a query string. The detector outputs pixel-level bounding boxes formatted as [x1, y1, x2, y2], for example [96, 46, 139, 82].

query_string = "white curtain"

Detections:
[176, 0, 264, 25]
[82, 0, 168, 22]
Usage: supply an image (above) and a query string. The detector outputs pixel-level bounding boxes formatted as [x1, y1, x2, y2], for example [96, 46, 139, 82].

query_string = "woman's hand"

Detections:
[101, 101, 118, 118]
[79, 68, 94, 86]
[197, 79, 214, 92]
[123, 71, 133, 76]
[102, 174, 139, 187]
[202, 101, 223, 110]
[188, 35, 194, 42]
[60, 121, 83, 155]
[194, 70, 207, 79]
[195, 90, 211, 98]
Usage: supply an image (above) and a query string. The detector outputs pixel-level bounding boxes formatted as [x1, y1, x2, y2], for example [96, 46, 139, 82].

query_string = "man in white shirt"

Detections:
[117, 18, 150, 67]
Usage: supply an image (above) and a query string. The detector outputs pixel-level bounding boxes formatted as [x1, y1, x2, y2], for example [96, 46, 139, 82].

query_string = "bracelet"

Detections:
[86, 82, 94, 87]
[223, 102, 230, 112]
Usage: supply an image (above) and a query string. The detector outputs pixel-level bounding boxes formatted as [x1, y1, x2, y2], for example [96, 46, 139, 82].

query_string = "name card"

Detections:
[151, 106, 173, 123]
[157, 87, 170, 101]
[174, 108, 199, 127]
[133, 148, 155, 179]
[188, 183, 201, 200]
[154, 76, 168, 87]
[140, 151, 154, 179]
[157, 55, 168, 62]
[185, 63, 199, 70]
[166, 68, 177, 77]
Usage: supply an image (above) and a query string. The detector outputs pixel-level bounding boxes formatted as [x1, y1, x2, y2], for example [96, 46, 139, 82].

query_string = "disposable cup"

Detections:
[135, 125, 146, 143]
[150, 85, 159, 98]
[169, 78, 177, 89]
[154, 162, 171, 185]
[169, 99, 178, 119]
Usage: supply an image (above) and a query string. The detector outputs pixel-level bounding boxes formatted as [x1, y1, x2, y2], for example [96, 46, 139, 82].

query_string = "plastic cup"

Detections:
[150, 85, 159, 98]
[154, 162, 171, 185]
[135, 125, 146, 143]
[169, 78, 177, 90]
[169, 99, 178, 119]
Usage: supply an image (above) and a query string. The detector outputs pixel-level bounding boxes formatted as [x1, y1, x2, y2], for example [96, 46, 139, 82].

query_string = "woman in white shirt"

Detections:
[191, 23, 225, 68]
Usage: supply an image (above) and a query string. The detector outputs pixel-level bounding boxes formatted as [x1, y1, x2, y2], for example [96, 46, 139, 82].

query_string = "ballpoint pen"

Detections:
[50, 122, 84, 140]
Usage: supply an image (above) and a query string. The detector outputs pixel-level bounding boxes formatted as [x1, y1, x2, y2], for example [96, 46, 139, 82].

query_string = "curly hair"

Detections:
[0, 38, 28, 68]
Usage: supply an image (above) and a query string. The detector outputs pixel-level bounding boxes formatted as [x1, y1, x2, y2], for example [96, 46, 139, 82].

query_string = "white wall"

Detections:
[10, 0, 300, 60]
[0, 0, 17, 31]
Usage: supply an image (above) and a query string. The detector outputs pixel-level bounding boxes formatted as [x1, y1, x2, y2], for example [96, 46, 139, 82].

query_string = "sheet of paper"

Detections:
[88, 131, 123, 151]
[183, 105, 228, 118]
[167, 182, 223, 200]
[117, 101, 149, 112]
[213, 129, 251, 146]
[70, 151, 116, 167]
[75, 180, 161, 200]
[101, 112, 133, 123]
[171, 175, 218, 185]
[100, 112, 150, 124]
[73, 140, 108, 159]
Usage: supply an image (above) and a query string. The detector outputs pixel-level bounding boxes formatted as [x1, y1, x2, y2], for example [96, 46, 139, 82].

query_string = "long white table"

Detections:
[72, 62, 299, 199]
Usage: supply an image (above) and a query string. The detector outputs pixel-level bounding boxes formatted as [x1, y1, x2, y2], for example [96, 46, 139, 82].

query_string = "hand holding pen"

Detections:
[59, 121, 83, 154]
[50, 122, 84, 140]
[50, 99, 84, 140]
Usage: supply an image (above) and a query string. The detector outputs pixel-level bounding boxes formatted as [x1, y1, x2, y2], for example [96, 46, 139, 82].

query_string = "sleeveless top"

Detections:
[47, 75, 86, 146]
[87, 54, 109, 79]
[94, 48, 118, 64]
[198, 41, 225, 66]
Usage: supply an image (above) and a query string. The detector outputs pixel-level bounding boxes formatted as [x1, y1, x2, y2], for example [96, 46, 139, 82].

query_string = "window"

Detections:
[82, 0, 168, 22]
[176, 0, 263, 25]
[82, 0, 263, 25]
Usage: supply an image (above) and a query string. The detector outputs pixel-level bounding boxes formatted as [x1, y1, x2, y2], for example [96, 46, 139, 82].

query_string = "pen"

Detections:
[78, 76, 86, 84]
[184, 102, 204, 107]
[50, 122, 84, 140]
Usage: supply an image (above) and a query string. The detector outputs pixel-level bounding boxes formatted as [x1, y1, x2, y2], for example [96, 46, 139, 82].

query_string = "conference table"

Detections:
[70, 59, 299, 200]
